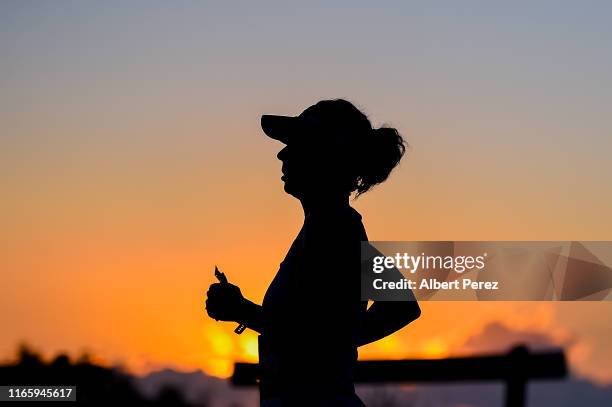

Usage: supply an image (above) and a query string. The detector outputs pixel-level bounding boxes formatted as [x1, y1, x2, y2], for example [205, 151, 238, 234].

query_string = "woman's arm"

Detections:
[356, 300, 421, 347]
[237, 298, 265, 334]
[358, 241, 421, 346]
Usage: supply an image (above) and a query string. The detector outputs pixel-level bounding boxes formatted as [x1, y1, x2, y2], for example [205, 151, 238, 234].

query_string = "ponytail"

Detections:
[354, 126, 406, 196]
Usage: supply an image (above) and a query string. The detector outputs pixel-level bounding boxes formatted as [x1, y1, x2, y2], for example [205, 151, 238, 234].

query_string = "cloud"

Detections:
[458, 321, 575, 355]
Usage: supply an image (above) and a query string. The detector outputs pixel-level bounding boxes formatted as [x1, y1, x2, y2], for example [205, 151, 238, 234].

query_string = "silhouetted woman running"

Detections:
[206, 99, 421, 406]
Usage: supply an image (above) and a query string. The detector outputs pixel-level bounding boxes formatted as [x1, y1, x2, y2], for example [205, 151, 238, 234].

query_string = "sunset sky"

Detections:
[2, 1, 612, 386]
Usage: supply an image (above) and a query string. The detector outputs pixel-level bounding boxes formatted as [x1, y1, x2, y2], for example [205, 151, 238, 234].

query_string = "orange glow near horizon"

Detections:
[2, 125, 612, 384]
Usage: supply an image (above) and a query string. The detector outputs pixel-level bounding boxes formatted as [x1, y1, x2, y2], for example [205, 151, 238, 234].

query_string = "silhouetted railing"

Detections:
[231, 346, 567, 407]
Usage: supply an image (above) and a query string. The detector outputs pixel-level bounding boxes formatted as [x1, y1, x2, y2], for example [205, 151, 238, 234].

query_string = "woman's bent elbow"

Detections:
[406, 301, 421, 324]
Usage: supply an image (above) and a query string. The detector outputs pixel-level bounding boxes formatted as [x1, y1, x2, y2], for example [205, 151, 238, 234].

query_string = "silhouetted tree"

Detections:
[0, 344, 204, 406]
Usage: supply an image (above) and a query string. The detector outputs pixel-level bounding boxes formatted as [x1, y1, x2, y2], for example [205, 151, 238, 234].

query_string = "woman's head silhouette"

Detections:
[262, 99, 406, 201]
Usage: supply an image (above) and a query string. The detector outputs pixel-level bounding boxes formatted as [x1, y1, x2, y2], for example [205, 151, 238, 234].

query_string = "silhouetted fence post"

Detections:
[231, 346, 567, 407]
[505, 346, 528, 407]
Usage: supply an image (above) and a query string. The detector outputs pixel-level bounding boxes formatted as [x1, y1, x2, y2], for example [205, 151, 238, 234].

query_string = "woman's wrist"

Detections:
[237, 297, 258, 325]
[236, 298, 264, 333]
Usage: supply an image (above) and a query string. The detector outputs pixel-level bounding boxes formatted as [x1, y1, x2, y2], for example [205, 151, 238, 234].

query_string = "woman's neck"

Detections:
[300, 191, 350, 215]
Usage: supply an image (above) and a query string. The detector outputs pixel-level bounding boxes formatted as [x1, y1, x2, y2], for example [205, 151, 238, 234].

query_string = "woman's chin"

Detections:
[282, 181, 301, 198]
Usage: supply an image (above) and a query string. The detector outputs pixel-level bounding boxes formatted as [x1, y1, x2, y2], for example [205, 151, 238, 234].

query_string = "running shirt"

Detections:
[259, 205, 368, 402]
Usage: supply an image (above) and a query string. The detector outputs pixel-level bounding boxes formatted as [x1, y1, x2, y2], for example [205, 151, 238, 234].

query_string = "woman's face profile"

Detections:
[277, 144, 308, 198]
[276, 143, 340, 199]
